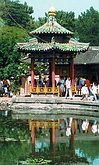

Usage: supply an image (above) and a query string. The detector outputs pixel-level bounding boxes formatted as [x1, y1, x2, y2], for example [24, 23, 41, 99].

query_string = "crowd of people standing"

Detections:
[0, 75, 98, 101]
[31, 75, 99, 101]
[57, 75, 98, 101]
[76, 77, 98, 101]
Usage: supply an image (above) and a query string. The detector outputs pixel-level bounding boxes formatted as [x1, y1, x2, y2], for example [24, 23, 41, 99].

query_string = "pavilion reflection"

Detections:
[28, 118, 77, 156]
[27, 118, 90, 164]
[1, 111, 98, 164]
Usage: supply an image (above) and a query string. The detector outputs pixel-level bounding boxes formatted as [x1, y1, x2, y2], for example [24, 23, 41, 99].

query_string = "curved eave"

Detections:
[69, 39, 90, 52]
[17, 42, 53, 52]
[30, 22, 73, 36]
[17, 42, 89, 54]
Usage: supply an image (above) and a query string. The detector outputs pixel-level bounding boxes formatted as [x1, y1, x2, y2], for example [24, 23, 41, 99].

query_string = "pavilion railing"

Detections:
[29, 85, 60, 96]
[28, 84, 99, 96]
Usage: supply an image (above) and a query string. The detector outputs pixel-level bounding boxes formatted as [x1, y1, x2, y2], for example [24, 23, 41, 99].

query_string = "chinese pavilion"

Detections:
[17, 7, 89, 95]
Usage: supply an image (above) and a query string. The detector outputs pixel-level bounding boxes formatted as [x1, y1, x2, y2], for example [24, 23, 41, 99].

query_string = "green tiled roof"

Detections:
[17, 7, 89, 55]
[17, 37, 89, 53]
[30, 16, 73, 35]
[29, 7, 73, 35]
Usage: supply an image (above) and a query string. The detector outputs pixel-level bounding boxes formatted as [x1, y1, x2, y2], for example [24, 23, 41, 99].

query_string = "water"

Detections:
[0, 110, 99, 165]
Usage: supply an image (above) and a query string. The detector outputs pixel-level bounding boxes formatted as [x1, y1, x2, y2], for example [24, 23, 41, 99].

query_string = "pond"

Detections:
[0, 110, 99, 165]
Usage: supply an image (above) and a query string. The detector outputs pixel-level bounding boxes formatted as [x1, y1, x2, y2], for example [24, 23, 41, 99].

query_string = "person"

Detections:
[65, 77, 72, 99]
[79, 77, 86, 88]
[82, 119, 89, 133]
[58, 76, 65, 97]
[43, 76, 47, 87]
[3, 78, 10, 97]
[76, 77, 85, 95]
[46, 76, 51, 87]
[85, 78, 90, 88]
[66, 126, 71, 137]
[75, 77, 80, 95]
[77, 119, 82, 133]
[91, 121, 98, 136]
[60, 119, 65, 136]
[81, 84, 89, 100]
[0, 80, 4, 97]
[97, 122, 99, 134]
[37, 75, 43, 87]
[91, 83, 98, 101]
[85, 77, 91, 94]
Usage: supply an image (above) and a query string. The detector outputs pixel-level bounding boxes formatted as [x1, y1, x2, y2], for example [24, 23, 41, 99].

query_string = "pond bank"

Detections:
[0, 96, 99, 120]
[0, 97, 12, 110]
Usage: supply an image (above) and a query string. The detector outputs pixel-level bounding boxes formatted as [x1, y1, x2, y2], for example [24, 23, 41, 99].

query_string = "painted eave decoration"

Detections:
[17, 38, 89, 53]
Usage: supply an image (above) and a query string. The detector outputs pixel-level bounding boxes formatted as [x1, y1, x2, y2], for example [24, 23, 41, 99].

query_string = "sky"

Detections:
[19, 0, 99, 19]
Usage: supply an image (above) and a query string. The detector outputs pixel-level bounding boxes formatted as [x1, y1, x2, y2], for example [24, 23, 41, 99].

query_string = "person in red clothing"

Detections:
[84, 78, 90, 88]
[3, 78, 10, 97]
[84, 77, 91, 94]
[3, 79, 8, 86]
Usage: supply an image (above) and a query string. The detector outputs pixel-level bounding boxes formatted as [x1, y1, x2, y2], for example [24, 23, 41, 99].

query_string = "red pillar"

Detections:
[70, 119, 75, 155]
[52, 126, 56, 144]
[52, 57, 55, 88]
[25, 77, 28, 95]
[71, 119, 75, 136]
[49, 62, 52, 80]
[70, 133, 74, 155]
[70, 57, 75, 90]
[31, 58, 34, 87]
[50, 122, 56, 144]
[31, 121, 35, 154]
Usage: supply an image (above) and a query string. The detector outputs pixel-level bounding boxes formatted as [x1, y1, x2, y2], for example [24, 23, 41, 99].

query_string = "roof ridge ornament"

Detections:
[48, 6, 56, 17]
[51, 36, 55, 44]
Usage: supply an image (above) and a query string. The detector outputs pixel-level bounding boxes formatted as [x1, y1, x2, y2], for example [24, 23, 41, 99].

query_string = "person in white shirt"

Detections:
[91, 83, 98, 101]
[81, 84, 89, 100]
[91, 121, 98, 135]
[65, 77, 72, 99]
[82, 120, 89, 133]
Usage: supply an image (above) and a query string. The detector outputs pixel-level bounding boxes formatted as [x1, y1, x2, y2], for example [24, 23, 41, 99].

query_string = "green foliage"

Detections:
[0, 25, 30, 79]
[56, 10, 75, 32]
[19, 157, 52, 165]
[0, 0, 34, 82]
[0, 141, 31, 165]
[0, 116, 29, 140]
[34, 15, 48, 29]
[0, 0, 34, 30]
[0, 17, 5, 27]
[75, 7, 99, 45]
[35, 62, 49, 75]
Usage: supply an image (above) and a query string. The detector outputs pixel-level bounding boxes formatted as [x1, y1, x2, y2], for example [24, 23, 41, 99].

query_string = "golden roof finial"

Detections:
[48, 6, 56, 16]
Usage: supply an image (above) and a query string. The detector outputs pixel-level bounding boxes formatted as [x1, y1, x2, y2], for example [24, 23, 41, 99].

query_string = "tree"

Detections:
[0, 25, 30, 79]
[0, 0, 36, 81]
[56, 10, 75, 32]
[75, 7, 99, 45]
[34, 16, 48, 29]
[0, 0, 34, 31]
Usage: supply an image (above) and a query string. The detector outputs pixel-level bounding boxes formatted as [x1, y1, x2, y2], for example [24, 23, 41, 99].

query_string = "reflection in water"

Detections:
[0, 111, 99, 165]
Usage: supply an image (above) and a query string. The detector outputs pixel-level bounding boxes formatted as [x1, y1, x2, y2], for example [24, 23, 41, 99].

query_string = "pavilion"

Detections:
[17, 7, 89, 96]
